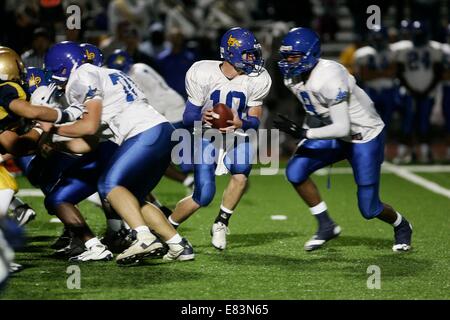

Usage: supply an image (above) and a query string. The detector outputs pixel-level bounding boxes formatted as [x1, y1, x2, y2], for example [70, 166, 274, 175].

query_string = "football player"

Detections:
[393, 21, 442, 163]
[106, 49, 195, 197]
[41, 41, 194, 264]
[354, 25, 397, 125]
[274, 27, 413, 252]
[167, 27, 272, 250]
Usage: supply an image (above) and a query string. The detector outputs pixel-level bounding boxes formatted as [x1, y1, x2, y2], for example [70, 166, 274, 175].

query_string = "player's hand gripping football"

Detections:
[202, 108, 215, 127]
[220, 108, 243, 133]
[273, 114, 307, 140]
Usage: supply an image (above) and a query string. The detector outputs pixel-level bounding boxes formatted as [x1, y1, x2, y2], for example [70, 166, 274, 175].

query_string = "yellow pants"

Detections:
[0, 164, 18, 192]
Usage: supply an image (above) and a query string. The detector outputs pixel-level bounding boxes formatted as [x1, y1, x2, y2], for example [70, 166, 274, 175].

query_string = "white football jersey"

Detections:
[284, 59, 384, 143]
[354, 45, 395, 89]
[65, 63, 167, 145]
[185, 60, 272, 118]
[128, 63, 185, 123]
[394, 41, 443, 93]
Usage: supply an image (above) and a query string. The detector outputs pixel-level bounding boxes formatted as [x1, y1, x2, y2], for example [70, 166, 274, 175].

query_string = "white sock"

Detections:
[85, 237, 101, 249]
[8, 196, 25, 211]
[183, 176, 194, 187]
[393, 212, 402, 227]
[134, 226, 152, 240]
[220, 205, 233, 214]
[0, 189, 15, 217]
[107, 219, 123, 232]
[168, 216, 179, 226]
[309, 202, 327, 215]
[166, 233, 182, 244]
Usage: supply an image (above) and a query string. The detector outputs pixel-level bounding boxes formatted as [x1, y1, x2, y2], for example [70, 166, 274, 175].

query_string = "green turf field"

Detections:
[1, 170, 449, 300]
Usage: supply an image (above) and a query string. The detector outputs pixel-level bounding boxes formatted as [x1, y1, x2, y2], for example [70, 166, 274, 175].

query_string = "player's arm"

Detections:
[305, 102, 350, 139]
[220, 105, 262, 132]
[0, 127, 41, 156]
[45, 99, 102, 138]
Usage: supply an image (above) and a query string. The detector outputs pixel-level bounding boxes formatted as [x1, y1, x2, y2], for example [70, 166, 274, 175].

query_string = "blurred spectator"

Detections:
[107, 0, 150, 38]
[10, 2, 40, 54]
[155, 28, 198, 98]
[21, 27, 53, 68]
[139, 22, 172, 59]
[268, 0, 312, 28]
[314, 0, 340, 41]
[205, 0, 252, 32]
[339, 35, 363, 75]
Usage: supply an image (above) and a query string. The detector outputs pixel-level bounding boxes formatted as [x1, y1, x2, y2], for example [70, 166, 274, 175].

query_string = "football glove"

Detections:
[55, 104, 85, 124]
[273, 114, 307, 140]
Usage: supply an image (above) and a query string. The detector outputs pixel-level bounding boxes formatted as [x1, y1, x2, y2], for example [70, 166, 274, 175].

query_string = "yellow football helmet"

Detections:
[0, 46, 26, 83]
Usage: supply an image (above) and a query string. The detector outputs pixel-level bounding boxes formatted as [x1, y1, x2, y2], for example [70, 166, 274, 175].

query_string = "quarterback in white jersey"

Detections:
[42, 41, 194, 264]
[274, 27, 412, 253]
[168, 27, 272, 251]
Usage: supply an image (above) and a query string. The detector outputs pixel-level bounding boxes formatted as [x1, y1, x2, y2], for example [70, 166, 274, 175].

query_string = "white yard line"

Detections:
[17, 164, 450, 200]
[382, 163, 450, 199]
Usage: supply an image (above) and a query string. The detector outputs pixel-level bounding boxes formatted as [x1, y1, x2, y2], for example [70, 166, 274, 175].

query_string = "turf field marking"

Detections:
[271, 215, 287, 220]
[16, 189, 44, 197]
[383, 163, 450, 199]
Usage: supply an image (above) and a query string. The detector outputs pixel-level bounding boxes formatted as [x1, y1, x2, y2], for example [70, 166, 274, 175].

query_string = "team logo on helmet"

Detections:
[115, 55, 125, 64]
[85, 49, 96, 61]
[227, 35, 241, 48]
[28, 74, 41, 87]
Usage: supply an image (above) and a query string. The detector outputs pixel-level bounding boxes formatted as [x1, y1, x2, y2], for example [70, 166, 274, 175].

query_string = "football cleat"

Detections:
[69, 244, 113, 262]
[11, 204, 36, 227]
[211, 222, 230, 250]
[304, 225, 341, 251]
[116, 233, 163, 265]
[50, 228, 72, 250]
[54, 237, 85, 258]
[9, 262, 24, 273]
[392, 219, 413, 252]
[100, 228, 133, 253]
[163, 238, 195, 261]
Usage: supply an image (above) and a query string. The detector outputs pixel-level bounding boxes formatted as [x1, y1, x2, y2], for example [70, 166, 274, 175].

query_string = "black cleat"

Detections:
[53, 237, 85, 258]
[100, 228, 134, 253]
[304, 224, 341, 251]
[11, 204, 36, 227]
[50, 228, 72, 250]
[392, 219, 413, 252]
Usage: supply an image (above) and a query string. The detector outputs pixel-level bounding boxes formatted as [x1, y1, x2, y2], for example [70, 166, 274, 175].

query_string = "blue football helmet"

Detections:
[399, 20, 411, 40]
[219, 27, 264, 75]
[106, 49, 134, 73]
[44, 41, 86, 83]
[25, 67, 52, 94]
[367, 25, 388, 50]
[278, 27, 321, 78]
[411, 20, 429, 46]
[80, 43, 103, 67]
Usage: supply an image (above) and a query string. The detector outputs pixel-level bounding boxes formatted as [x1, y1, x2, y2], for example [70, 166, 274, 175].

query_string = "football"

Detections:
[211, 103, 234, 129]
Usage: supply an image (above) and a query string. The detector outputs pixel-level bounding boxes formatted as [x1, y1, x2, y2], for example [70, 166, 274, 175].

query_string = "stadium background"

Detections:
[0, 0, 449, 300]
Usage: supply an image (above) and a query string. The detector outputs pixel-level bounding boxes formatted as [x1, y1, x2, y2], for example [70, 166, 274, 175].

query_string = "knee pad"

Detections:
[357, 184, 383, 219]
[192, 181, 216, 207]
[286, 156, 309, 185]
